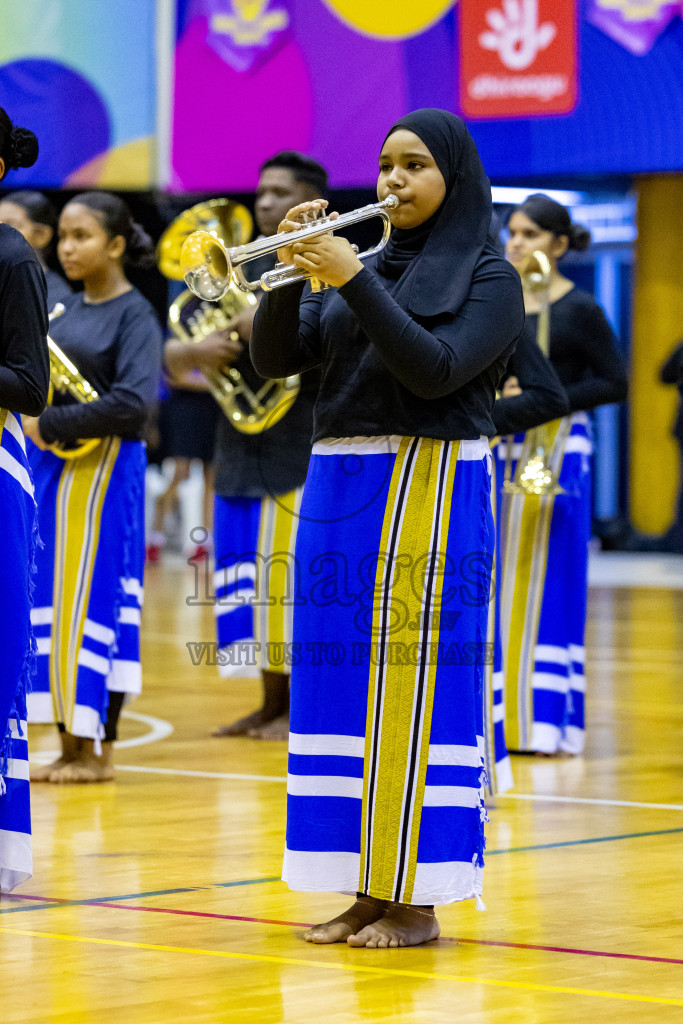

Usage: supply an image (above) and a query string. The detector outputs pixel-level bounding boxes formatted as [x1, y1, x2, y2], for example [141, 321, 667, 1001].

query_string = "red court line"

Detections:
[18, 895, 680, 965]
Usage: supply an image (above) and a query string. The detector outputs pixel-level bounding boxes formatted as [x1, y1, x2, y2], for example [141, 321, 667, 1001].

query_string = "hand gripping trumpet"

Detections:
[180, 194, 400, 301]
[47, 303, 101, 460]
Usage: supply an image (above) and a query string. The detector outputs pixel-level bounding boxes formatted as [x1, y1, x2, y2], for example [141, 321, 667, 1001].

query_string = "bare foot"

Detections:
[48, 756, 114, 783]
[212, 710, 268, 737]
[347, 902, 440, 948]
[248, 713, 289, 740]
[30, 732, 82, 781]
[304, 896, 388, 944]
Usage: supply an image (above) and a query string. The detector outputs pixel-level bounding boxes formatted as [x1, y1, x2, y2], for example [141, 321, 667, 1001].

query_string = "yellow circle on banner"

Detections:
[321, 0, 455, 39]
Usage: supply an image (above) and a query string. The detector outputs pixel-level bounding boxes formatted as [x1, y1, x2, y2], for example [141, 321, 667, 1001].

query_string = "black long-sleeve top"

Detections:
[0, 224, 49, 416]
[661, 340, 683, 442]
[251, 254, 524, 442]
[39, 288, 163, 445]
[492, 328, 570, 435]
[521, 288, 628, 413]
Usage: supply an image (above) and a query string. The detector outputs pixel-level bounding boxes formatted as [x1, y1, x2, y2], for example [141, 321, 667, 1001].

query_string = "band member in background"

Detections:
[165, 151, 327, 741]
[0, 190, 71, 309]
[660, 339, 683, 554]
[502, 194, 628, 756]
[482, 322, 571, 795]
[0, 107, 48, 889]
[24, 192, 162, 783]
[251, 109, 524, 948]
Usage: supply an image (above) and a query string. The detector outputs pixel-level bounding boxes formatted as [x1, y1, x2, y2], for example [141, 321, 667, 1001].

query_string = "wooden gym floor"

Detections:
[2, 552, 682, 1022]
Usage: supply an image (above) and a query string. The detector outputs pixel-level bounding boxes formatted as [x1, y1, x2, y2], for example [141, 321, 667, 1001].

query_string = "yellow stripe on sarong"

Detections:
[499, 419, 569, 751]
[0, 408, 7, 441]
[50, 438, 120, 731]
[254, 488, 302, 670]
[360, 437, 458, 903]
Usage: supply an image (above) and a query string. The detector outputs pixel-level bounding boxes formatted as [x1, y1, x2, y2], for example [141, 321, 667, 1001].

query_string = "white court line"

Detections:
[498, 792, 683, 812]
[115, 710, 174, 749]
[115, 765, 286, 783]
[30, 710, 174, 763]
[108, 764, 683, 811]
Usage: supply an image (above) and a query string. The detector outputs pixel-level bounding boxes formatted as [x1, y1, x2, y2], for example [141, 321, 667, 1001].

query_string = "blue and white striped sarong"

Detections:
[497, 413, 593, 754]
[0, 410, 35, 890]
[284, 436, 493, 907]
[26, 439, 146, 739]
[482, 447, 513, 796]
[213, 489, 302, 678]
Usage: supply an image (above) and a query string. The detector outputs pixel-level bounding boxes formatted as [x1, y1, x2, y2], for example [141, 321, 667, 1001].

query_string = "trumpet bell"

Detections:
[181, 231, 231, 302]
[157, 198, 253, 281]
[502, 452, 565, 496]
[519, 250, 552, 293]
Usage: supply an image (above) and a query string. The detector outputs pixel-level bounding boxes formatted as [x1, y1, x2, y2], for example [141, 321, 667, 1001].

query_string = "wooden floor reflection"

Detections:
[4, 554, 682, 1022]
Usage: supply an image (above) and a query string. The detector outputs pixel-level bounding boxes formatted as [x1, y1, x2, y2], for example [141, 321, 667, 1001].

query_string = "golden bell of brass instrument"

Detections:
[158, 199, 300, 434]
[179, 194, 399, 301]
[46, 304, 101, 460]
[503, 250, 566, 497]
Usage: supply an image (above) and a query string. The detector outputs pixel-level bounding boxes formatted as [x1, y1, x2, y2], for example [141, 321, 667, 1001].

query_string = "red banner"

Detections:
[459, 0, 577, 119]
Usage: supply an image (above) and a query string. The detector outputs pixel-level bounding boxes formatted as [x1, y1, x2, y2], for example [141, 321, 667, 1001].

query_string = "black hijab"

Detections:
[376, 108, 493, 319]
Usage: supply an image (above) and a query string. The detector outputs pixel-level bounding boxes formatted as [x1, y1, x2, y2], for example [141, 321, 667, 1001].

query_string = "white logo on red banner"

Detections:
[459, 0, 577, 119]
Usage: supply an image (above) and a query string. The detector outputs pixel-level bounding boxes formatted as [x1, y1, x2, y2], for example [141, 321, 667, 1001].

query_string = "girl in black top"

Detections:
[24, 192, 162, 784]
[0, 105, 47, 890]
[251, 109, 524, 948]
[0, 191, 71, 310]
[500, 194, 628, 757]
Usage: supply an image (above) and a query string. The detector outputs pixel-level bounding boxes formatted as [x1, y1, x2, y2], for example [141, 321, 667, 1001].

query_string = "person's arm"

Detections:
[38, 306, 163, 443]
[251, 281, 324, 379]
[493, 330, 570, 435]
[564, 300, 628, 411]
[336, 262, 524, 399]
[661, 341, 683, 385]
[0, 260, 49, 416]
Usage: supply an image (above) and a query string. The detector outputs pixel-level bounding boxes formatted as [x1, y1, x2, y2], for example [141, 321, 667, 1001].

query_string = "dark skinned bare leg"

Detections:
[213, 670, 289, 737]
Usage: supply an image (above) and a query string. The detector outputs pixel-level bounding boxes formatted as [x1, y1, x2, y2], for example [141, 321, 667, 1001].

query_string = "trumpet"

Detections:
[47, 304, 101, 460]
[180, 194, 399, 301]
[503, 251, 566, 497]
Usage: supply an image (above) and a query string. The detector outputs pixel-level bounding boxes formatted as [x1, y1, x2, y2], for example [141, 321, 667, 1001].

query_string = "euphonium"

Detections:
[180, 194, 399, 301]
[47, 304, 101, 460]
[503, 251, 566, 496]
[158, 198, 300, 434]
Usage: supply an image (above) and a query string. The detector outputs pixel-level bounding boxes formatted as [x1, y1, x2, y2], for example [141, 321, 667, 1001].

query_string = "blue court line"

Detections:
[3, 828, 682, 915]
[0, 878, 279, 914]
[215, 877, 281, 888]
[485, 825, 683, 855]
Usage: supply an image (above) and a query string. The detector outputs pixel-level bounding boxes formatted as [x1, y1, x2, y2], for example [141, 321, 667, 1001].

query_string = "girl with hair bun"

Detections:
[0, 191, 72, 309]
[0, 105, 48, 889]
[23, 191, 162, 784]
[501, 193, 628, 757]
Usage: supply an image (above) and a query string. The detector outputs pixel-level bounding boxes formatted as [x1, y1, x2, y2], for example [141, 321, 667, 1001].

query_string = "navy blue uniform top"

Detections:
[492, 328, 570, 436]
[522, 288, 628, 413]
[43, 266, 72, 312]
[251, 255, 525, 442]
[0, 223, 49, 416]
[39, 288, 163, 445]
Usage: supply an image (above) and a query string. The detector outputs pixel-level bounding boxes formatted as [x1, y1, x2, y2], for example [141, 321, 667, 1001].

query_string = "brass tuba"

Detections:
[47, 304, 101, 460]
[503, 251, 566, 496]
[158, 199, 300, 434]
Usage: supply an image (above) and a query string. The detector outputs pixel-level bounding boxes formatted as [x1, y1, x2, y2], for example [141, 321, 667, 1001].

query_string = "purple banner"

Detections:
[586, 1, 680, 55]
[187, 0, 292, 72]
